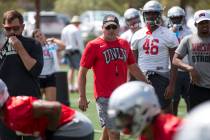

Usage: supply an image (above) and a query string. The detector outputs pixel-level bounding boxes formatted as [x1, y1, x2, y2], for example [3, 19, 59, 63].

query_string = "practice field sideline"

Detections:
[67, 70, 187, 140]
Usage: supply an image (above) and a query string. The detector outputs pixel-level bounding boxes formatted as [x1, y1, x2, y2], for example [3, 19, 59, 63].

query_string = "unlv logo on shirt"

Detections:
[0, 42, 16, 59]
[102, 47, 127, 64]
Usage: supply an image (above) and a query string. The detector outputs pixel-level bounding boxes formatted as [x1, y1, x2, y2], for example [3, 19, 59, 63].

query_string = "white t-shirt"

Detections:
[131, 26, 179, 73]
[120, 29, 134, 45]
[61, 24, 84, 52]
[40, 43, 59, 75]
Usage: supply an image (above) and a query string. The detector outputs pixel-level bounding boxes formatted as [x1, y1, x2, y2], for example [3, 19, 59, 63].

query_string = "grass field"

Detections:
[65, 70, 187, 140]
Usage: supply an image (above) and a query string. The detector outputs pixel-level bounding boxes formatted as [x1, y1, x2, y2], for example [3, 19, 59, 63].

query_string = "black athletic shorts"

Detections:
[39, 73, 56, 88]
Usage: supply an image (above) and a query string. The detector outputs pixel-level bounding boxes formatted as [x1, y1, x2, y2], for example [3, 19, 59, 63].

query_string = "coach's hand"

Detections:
[78, 96, 90, 112]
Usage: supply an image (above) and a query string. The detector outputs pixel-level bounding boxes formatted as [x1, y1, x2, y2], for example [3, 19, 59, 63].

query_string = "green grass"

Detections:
[69, 71, 102, 139]
[63, 67, 187, 140]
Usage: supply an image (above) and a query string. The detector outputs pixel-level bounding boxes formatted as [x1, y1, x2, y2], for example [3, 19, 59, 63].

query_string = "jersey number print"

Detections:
[143, 38, 159, 55]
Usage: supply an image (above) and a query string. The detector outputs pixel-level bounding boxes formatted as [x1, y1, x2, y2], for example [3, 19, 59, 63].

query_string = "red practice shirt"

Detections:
[140, 114, 182, 140]
[80, 37, 135, 99]
[2, 96, 75, 137]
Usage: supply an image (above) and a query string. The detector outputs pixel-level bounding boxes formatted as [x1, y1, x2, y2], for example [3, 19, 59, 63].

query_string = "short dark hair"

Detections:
[3, 10, 24, 24]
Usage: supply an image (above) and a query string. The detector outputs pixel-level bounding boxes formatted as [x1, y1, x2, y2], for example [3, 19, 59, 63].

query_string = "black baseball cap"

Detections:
[103, 14, 119, 27]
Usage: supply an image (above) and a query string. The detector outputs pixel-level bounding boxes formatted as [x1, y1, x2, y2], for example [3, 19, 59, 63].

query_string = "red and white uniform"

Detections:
[2, 96, 75, 137]
[131, 26, 179, 73]
[80, 37, 135, 99]
[140, 114, 182, 140]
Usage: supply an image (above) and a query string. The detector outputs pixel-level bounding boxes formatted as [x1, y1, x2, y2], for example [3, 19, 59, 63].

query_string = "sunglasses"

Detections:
[4, 26, 21, 32]
[105, 25, 118, 30]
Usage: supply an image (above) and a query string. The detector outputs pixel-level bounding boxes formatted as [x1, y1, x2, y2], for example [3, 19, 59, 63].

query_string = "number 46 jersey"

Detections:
[131, 26, 179, 73]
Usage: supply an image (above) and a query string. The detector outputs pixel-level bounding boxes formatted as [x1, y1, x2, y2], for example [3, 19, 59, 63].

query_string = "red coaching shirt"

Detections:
[140, 114, 182, 140]
[80, 37, 135, 99]
[2, 96, 75, 137]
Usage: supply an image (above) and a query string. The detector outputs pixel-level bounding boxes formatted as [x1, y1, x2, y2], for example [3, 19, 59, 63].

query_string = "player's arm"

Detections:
[173, 53, 193, 72]
[169, 47, 177, 87]
[128, 63, 148, 83]
[172, 35, 192, 70]
[32, 100, 62, 131]
[78, 66, 90, 111]
[173, 52, 200, 84]
[132, 50, 138, 62]
[163, 47, 178, 99]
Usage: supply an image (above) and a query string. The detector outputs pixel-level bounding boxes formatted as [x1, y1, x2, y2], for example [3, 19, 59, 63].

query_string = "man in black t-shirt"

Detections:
[0, 10, 43, 140]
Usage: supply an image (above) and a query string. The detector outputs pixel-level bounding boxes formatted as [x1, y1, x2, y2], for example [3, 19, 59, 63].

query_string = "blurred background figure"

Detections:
[120, 8, 141, 44]
[167, 6, 192, 41]
[0, 78, 94, 140]
[121, 8, 142, 81]
[167, 6, 192, 115]
[175, 101, 210, 140]
[61, 15, 84, 93]
[173, 10, 210, 110]
[108, 81, 182, 140]
[0, 10, 43, 140]
[32, 29, 65, 101]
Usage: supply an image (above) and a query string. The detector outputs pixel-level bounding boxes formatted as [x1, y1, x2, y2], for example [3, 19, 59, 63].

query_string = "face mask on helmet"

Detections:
[108, 81, 161, 137]
[109, 110, 134, 134]
[167, 6, 185, 30]
[141, 0, 163, 29]
[169, 16, 184, 31]
[124, 8, 141, 30]
[143, 11, 162, 28]
[126, 17, 141, 30]
[109, 104, 158, 137]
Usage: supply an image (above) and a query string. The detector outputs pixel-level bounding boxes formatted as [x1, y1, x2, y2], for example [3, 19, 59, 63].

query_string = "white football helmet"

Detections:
[0, 79, 9, 107]
[124, 8, 140, 21]
[167, 6, 185, 29]
[175, 101, 210, 140]
[141, 0, 163, 27]
[124, 8, 141, 30]
[108, 81, 161, 137]
[0, 28, 7, 50]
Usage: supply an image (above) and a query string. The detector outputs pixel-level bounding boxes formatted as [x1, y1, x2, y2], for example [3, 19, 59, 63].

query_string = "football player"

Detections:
[108, 81, 182, 140]
[131, 0, 179, 113]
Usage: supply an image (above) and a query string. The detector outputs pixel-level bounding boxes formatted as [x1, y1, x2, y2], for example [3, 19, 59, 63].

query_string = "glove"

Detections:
[45, 129, 55, 140]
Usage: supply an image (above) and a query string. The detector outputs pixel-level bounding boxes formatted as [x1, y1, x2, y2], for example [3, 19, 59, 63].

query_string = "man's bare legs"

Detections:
[68, 68, 79, 92]
[100, 127, 120, 140]
[68, 68, 75, 92]
[100, 127, 109, 140]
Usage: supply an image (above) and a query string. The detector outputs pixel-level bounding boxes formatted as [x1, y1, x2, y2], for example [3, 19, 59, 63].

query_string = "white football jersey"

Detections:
[120, 29, 134, 45]
[172, 25, 192, 66]
[131, 26, 179, 73]
[173, 25, 192, 42]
